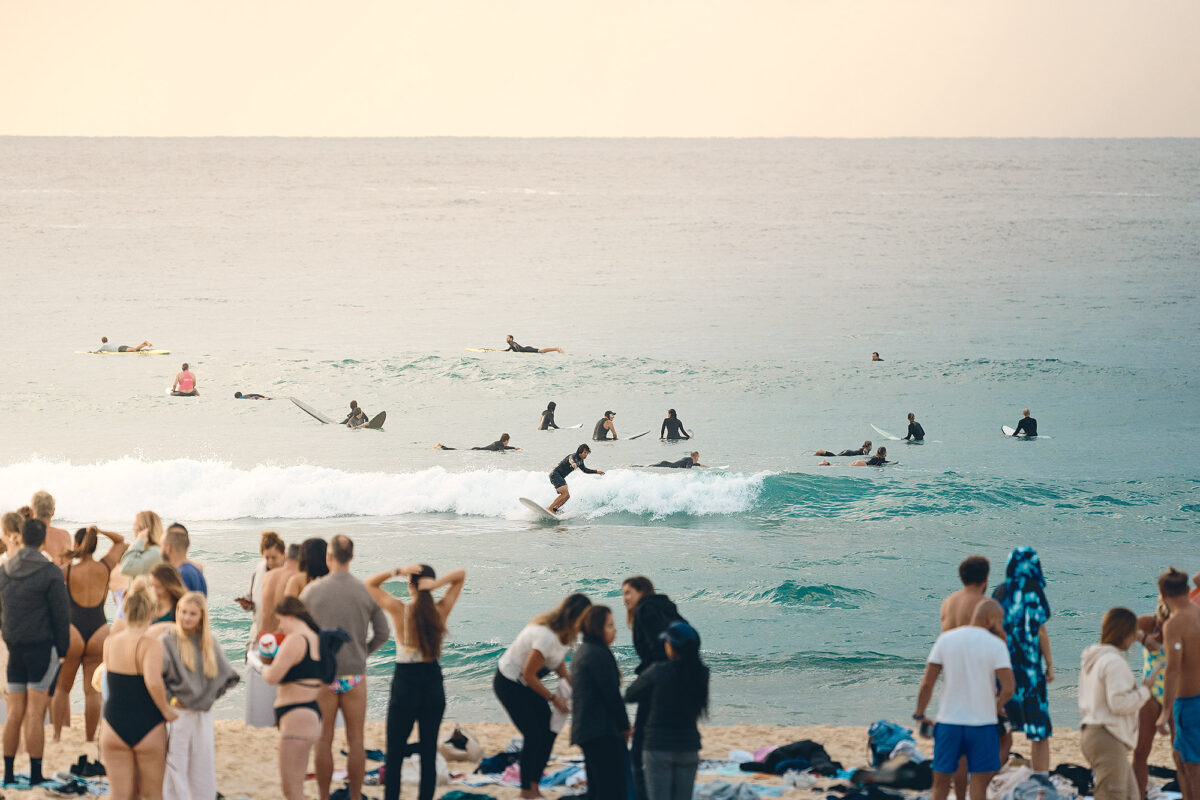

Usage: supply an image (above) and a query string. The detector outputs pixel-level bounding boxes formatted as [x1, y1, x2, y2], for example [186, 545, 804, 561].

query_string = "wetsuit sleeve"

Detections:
[904, 423, 914, 441]
[572, 455, 599, 475]
[660, 420, 667, 437]
[547, 412, 558, 429]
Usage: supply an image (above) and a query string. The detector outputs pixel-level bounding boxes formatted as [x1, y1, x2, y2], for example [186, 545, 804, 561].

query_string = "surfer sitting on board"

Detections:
[1013, 408, 1038, 437]
[851, 446, 889, 467]
[343, 400, 369, 428]
[903, 413, 925, 441]
[234, 392, 272, 400]
[813, 440, 871, 457]
[642, 452, 703, 469]
[505, 334, 564, 354]
[593, 411, 618, 441]
[434, 434, 520, 451]
[547, 445, 604, 515]
[171, 362, 198, 396]
[660, 409, 690, 441]
[539, 402, 559, 430]
[98, 336, 153, 353]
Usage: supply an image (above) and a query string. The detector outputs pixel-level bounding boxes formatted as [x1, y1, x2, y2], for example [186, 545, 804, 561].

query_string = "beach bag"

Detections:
[867, 720, 914, 767]
[318, 627, 351, 684]
[439, 725, 484, 762]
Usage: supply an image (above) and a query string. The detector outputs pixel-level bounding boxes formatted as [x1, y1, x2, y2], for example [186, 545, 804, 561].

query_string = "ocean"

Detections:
[0, 137, 1197, 728]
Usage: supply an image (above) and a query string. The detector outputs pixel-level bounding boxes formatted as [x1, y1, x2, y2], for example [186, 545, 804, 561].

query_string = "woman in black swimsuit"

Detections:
[100, 579, 177, 800]
[52, 525, 128, 743]
[263, 596, 324, 800]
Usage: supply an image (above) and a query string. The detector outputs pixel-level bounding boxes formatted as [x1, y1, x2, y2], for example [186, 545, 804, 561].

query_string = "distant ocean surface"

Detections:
[0, 137, 1197, 727]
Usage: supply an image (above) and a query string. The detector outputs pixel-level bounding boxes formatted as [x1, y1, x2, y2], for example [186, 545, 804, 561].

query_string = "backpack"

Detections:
[868, 720, 915, 767]
[318, 628, 351, 684]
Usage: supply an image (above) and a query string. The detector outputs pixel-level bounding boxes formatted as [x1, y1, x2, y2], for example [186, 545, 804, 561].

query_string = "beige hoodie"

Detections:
[1078, 643, 1150, 749]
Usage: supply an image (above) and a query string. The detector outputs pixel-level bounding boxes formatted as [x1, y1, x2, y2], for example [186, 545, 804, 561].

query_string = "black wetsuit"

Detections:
[343, 410, 368, 428]
[550, 453, 598, 488]
[904, 422, 925, 441]
[836, 447, 870, 457]
[238, 393, 268, 400]
[660, 418, 689, 440]
[506, 341, 539, 353]
[650, 458, 695, 469]
[593, 418, 614, 441]
[473, 440, 517, 451]
[1014, 417, 1038, 437]
[539, 409, 558, 430]
[865, 456, 888, 466]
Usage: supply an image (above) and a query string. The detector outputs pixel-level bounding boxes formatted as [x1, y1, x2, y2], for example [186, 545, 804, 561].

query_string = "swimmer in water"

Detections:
[659, 409, 691, 441]
[539, 402, 559, 430]
[98, 336, 153, 353]
[1013, 408, 1038, 437]
[505, 335, 564, 354]
[547, 445, 605, 514]
[644, 452, 703, 469]
[434, 434, 520, 451]
[851, 446, 889, 466]
[234, 392, 272, 400]
[343, 400, 369, 428]
[903, 413, 925, 441]
[814, 441, 871, 457]
[872, 352, 883, 361]
[593, 411, 618, 441]
[171, 362, 199, 396]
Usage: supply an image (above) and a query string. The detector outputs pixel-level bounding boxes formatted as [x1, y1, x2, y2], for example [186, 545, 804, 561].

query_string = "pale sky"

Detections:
[3, 0, 1197, 137]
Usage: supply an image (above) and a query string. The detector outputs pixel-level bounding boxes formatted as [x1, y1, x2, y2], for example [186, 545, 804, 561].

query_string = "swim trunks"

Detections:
[932, 722, 1001, 774]
[330, 674, 364, 694]
[1174, 695, 1200, 763]
[7, 644, 59, 694]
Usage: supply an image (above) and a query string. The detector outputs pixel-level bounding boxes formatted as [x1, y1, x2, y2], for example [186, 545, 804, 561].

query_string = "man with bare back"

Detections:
[1159, 567, 1200, 800]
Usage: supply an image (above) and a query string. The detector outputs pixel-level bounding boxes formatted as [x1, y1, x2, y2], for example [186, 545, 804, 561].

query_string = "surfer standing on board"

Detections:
[547, 445, 604, 515]
[505, 335, 564, 354]
[1014, 409, 1038, 437]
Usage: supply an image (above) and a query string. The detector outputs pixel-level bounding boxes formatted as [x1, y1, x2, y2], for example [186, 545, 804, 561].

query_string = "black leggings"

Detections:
[385, 661, 445, 800]
[493, 669, 556, 790]
[581, 735, 629, 800]
[631, 701, 649, 800]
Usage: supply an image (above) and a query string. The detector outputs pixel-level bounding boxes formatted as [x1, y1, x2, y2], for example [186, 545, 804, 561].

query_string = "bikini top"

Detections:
[282, 637, 322, 684]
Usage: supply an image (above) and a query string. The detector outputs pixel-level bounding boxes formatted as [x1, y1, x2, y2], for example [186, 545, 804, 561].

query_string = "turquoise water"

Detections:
[0, 137, 1197, 727]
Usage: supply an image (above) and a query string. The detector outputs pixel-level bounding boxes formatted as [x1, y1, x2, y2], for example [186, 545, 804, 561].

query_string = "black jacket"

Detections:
[0, 548, 70, 654]
[632, 594, 684, 674]
[624, 659, 706, 751]
[569, 634, 630, 746]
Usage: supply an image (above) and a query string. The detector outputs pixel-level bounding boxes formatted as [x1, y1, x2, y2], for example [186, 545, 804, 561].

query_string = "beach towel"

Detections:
[694, 781, 786, 799]
[441, 792, 497, 800]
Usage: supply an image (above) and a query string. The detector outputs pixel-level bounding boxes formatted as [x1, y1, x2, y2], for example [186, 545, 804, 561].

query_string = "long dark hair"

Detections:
[533, 593, 592, 643]
[275, 595, 321, 634]
[299, 538, 329, 581]
[579, 605, 613, 641]
[622, 575, 655, 627]
[670, 633, 710, 720]
[407, 565, 446, 661]
[150, 562, 187, 608]
[68, 526, 100, 559]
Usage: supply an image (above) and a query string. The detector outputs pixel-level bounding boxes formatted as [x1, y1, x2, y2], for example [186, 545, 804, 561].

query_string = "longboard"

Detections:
[289, 397, 336, 425]
[870, 424, 901, 441]
[78, 349, 171, 355]
[519, 497, 559, 522]
[628, 431, 651, 440]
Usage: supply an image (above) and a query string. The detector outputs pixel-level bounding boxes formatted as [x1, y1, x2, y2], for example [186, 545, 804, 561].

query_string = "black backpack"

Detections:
[317, 628, 351, 684]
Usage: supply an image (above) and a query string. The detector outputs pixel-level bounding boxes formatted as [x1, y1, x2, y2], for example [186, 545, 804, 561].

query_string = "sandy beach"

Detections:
[21, 716, 1180, 799]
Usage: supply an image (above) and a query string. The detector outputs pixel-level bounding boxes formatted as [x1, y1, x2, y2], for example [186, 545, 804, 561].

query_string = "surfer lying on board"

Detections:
[434, 434, 520, 451]
[852, 446, 889, 466]
[539, 402, 559, 430]
[813, 440, 871, 457]
[547, 445, 604, 515]
[343, 400, 369, 428]
[98, 336, 153, 353]
[505, 334, 564, 354]
[234, 392, 272, 400]
[593, 411, 618, 441]
[1013, 408, 1038, 437]
[640, 452, 703, 469]
[171, 362, 198, 396]
[904, 413, 925, 441]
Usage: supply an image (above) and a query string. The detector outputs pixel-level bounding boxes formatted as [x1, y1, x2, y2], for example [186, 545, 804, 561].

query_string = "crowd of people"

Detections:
[915, 549, 1200, 800]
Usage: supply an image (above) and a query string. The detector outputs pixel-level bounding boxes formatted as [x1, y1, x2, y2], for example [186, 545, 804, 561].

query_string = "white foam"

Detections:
[0, 457, 765, 522]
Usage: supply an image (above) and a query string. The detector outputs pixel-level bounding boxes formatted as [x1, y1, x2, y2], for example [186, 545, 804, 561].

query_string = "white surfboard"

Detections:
[565, 423, 583, 429]
[870, 424, 901, 441]
[1003, 424, 1050, 439]
[519, 497, 559, 522]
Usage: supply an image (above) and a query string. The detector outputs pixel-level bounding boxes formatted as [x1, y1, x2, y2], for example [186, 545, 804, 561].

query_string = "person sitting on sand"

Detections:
[904, 412, 925, 441]
[234, 392, 272, 400]
[98, 336, 153, 353]
[851, 446, 889, 466]
[505, 335, 563, 354]
[643, 452, 703, 469]
[814, 440, 871, 457]
[434, 433, 520, 451]
[1013, 408, 1038, 437]
[915, 598, 1014, 800]
[171, 363, 198, 396]
[342, 401, 368, 428]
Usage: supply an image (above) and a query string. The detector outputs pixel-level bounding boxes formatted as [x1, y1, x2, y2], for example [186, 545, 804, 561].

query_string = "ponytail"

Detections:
[408, 565, 446, 661]
[67, 526, 100, 560]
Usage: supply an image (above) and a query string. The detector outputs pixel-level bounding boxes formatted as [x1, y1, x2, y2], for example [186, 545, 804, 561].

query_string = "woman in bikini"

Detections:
[263, 596, 324, 800]
[51, 525, 128, 743]
[100, 579, 177, 800]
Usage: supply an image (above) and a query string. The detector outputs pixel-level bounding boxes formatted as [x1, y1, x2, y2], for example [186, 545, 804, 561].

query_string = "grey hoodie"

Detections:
[0, 548, 70, 654]
[161, 630, 241, 712]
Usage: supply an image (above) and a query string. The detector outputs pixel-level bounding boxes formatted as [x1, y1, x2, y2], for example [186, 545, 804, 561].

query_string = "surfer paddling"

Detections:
[505, 335, 563, 354]
[814, 441, 871, 458]
[98, 336, 153, 353]
[641, 452, 703, 469]
[547, 445, 604, 515]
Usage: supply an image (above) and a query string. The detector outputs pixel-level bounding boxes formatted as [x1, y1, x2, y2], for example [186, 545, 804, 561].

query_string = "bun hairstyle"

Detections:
[275, 595, 321, 634]
[69, 526, 100, 559]
[124, 578, 157, 624]
[408, 565, 446, 661]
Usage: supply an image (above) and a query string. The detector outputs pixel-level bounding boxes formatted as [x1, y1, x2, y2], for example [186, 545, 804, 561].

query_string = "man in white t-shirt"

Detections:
[915, 598, 1015, 800]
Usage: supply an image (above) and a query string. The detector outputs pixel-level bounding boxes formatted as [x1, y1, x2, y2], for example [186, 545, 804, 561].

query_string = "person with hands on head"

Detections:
[119, 510, 165, 580]
[1157, 567, 1200, 800]
[571, 606, 631, 800]
[262, 596, 324, 800]
[365, 562, 466, 800]
[493, 593, 592, 799]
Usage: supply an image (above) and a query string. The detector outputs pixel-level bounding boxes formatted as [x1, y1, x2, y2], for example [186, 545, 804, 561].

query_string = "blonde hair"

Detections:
[30, 491, 56, 520]
[135, 510, 164, 546]
[174, 592, 218, 678]
[124, 578, 156, 624]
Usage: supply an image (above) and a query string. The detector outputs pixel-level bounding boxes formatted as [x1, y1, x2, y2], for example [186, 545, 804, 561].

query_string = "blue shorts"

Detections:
[1174, 695, 1200, 763]
[933, 723, 1001, 774]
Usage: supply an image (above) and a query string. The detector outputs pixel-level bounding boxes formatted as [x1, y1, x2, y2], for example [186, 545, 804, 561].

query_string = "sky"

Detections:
[2, 0, 1198, 137]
